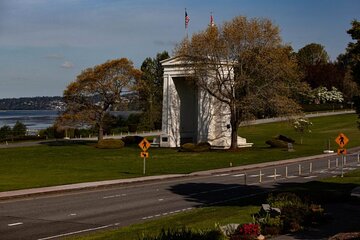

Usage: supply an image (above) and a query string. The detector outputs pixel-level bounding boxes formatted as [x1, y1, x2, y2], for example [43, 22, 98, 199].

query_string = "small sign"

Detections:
[140, 151, 149, 158]
[335, 133, 349, 148]
[337, 148, 347, 155]
[138, 138, 151, 152]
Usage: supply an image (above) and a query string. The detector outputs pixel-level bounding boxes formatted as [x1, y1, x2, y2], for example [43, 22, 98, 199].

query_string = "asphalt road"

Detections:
[1, 153, 360, 240]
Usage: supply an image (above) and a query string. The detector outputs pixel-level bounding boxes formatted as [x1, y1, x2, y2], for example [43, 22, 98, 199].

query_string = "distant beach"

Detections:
[0, 110, 59, 130]
[0, 110, 141, 130]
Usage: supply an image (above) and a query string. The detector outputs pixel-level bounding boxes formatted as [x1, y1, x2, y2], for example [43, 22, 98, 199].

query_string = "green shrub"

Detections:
[95, 139, 125, 149]
[121, 136, 144, 146]
[265, 139, 288, 148]
[180, 143, 196, 152]
[266, 193, 309, 233]
[255, 214, 282, 236]
[194, 142, 211, 152]
[138, 228, 224, 240]
[276, 135, 295, 143]
[179, 142, 211, 152]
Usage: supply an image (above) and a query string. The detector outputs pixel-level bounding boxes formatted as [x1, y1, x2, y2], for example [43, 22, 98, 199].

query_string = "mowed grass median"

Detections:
[1, 113, 360, 192]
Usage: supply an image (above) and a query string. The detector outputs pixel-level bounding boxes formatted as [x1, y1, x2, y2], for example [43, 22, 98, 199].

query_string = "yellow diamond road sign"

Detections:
[139, 138, 151, 152]
[140, 151, 149, 158]
[337, 148, 347, 155]
[335, 133, 349, 148]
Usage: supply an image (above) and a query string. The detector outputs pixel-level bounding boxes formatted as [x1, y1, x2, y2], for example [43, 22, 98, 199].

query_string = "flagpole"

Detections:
[185, 8, 189, 39]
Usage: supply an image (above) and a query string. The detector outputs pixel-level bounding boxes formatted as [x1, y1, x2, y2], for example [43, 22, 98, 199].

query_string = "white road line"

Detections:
[232, 174, 245, 177]
[158, 198, 164, 201]
[37, 223, 120, 240]
[267, 174, 281, 178]
[249, 174, 264, 178]
[287, 176, 298, 179]
[142, 208, 194, 220]
[8, 222, 23, 227]
[103, 194, 126, 199]
[69, 213, 77, 216]
[215, 173, 230, 177]
[304, 176, 317, 179]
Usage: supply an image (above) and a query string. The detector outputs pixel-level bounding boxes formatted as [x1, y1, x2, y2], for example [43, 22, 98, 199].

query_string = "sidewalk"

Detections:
[2, 147, 360, 201]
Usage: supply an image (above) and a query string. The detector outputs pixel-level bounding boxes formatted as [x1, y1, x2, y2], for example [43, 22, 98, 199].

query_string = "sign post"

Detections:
[335, 133, 349, 177]
[138, 138, 151, 175]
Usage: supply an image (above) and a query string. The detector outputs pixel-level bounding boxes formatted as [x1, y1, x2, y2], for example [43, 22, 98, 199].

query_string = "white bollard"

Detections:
[259, 170, 262, 183]
[298, 164, 302, 176]
[328, 159, 331, 169]
[285, 166, 288, 178]
[274, 169, 277, 181]
[310, 162, 313, 173]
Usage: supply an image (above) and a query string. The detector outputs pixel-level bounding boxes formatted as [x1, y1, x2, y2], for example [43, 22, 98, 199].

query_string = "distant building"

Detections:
[159, 57, 252, 148]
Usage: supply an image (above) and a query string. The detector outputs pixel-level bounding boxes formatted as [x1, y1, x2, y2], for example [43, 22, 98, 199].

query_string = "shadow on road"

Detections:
[168, 180, 360, 239]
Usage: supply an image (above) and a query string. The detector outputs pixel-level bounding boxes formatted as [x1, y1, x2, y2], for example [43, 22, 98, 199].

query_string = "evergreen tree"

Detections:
[12, 121, 27, 136]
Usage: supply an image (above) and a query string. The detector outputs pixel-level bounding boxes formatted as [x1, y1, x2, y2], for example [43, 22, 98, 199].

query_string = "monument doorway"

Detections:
[173, 77, 198, 145]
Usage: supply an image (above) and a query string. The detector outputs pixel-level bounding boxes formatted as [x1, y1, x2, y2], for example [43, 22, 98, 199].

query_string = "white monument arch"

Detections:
[158, 57, 252, 149]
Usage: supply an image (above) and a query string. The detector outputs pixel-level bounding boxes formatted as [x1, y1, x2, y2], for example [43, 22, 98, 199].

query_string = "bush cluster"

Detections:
[138, 228, 224, 240]
[229, 223, 260, 240]
[255, 192, 326, 236]
[95, 139, 125, 149]
[121, 136, 144, 146]
[265, 135, 295, 148]
[179, 142, 211, 152]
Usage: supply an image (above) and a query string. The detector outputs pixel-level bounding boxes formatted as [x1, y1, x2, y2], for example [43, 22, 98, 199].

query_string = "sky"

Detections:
[0, 0, 359, 98]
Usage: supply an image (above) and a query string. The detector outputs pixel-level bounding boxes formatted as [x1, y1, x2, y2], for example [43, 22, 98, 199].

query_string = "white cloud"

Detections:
[61, 61, 74, 68]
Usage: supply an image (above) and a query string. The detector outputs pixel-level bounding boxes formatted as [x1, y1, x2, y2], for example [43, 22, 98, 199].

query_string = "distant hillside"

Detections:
[0, 94, 140, 111]
[0, 96, 65, 110]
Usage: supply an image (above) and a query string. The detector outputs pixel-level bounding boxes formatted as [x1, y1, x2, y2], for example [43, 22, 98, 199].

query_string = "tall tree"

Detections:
[176, 16, 306, 150]
[138, 51, 169, 130]
[12, 121, 27, 136]
[297, 43, 330, 68]
[58, 58, 141, 141]
[339, 20, 360, 85]
[339, 20, 360, 127]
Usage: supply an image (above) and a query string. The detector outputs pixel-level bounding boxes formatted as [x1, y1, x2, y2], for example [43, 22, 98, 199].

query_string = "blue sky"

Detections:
[0, 0, 359, 98]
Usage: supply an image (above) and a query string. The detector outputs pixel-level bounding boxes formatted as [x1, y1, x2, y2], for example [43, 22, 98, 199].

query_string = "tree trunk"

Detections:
[98, 125, 104, 142]
[229, 103, 238, 150]
[230, 123, 238, 150]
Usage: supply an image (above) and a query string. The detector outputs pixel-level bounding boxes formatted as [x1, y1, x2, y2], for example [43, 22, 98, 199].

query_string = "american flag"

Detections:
[185, 9, 190, 29]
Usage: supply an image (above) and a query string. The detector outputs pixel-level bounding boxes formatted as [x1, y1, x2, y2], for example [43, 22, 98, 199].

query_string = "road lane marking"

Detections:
[304, 175, 317, 179]
[249, 174, 264, 178]
[267, 174, 281, 178]
[287, 176, 297, 179]
[69, 213, 77, 216]
[158, 198, 164, 201]
[8, 222, 23, 227]
[215, 173, 230, 177]
[142, 208, 194, 220]
[232, 174, 245, 177]
[103, 194, 126, 199]
[37, 223, 121, 240]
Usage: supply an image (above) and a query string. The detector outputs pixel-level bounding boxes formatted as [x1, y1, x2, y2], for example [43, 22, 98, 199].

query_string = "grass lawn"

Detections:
[70, 205, 261, 240]
[70, 170, 360, 240]
[1, 113, 360, 191]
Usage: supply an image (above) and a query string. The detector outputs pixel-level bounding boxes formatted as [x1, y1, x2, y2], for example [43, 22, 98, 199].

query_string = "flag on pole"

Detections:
[185, 9, 190, 29]
[210, 12, 214, 27]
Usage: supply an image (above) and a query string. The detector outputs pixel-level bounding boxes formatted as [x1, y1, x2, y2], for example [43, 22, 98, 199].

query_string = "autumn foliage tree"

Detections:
[176, 16, 306, 150]
[58, 58, 141, 141]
